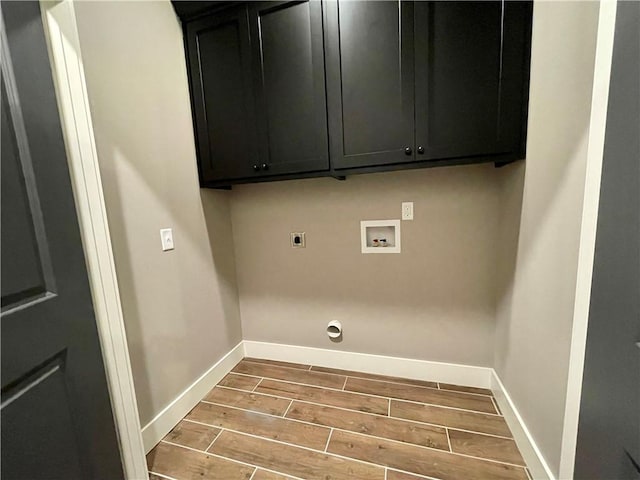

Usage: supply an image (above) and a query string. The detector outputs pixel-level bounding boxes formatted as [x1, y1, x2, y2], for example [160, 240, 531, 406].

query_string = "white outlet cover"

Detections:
[160, 228, 174, 251]
[402, 202, 414, 220]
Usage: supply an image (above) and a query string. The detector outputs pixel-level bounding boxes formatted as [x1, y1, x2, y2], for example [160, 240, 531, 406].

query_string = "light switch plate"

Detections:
[402, 202, 414, 220]
[160, 228, 174, 251]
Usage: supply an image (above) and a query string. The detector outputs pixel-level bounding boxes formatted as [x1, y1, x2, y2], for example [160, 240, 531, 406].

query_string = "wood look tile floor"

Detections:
[147, 358, 531, 480]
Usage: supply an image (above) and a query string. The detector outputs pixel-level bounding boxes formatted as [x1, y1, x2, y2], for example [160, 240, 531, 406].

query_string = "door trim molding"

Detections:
[40, 2, 147, 478]
[558, 1, 618, 478]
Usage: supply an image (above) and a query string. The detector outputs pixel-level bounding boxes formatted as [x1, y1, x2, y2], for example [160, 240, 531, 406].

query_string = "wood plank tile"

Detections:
[310, 366, 438, 389]
[147, 442, 254, 480]
[286, 401, 448, 450]
[346, 377, 497, 414]
[328, 430, 528, 480]
[187, 402, 330, 450]
[448, 429, 525, 466]
[438, 383, 493, 396]
[387, 471, 430, 480]
[204, 387, 290, 416]
[233, 360, 345, 389]
[218, 373, 262, 392]
[256, 378, 389, 415]
[163, 420, 220, 451]
[210, 430, 385, 480]
[252, 470, 295, 480]
[390, 400, 511, 437]
[245, 358, 311, 370]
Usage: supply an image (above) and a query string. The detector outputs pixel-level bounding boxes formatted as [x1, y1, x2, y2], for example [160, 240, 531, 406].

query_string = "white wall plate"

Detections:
[360, 219, 401, 254]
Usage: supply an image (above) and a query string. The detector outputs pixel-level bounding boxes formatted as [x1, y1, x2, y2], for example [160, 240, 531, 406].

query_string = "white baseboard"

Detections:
[141, 341, 244, 453]
[492, 371, 555, 480]
[243, 341, 493, 389]
[140, 340, 555, 480]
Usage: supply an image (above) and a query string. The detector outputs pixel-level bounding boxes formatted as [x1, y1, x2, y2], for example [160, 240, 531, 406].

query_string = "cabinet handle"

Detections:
[261, 163, 269, 171]
[404, 147, 412, 155]
[417, 146, 425, 154]
[253, 164, 260, 172]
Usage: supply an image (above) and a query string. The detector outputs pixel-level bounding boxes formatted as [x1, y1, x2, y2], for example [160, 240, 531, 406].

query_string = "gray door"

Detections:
[1, 2, 123, 479]
[574, 1, 640, 478]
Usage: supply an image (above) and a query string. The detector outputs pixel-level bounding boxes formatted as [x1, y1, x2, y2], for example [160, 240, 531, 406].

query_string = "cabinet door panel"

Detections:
[250, 1, 329, 176]
[186, 6, 258, 182]
[414, 1, 531, 161]
[325, 0, 414, 169]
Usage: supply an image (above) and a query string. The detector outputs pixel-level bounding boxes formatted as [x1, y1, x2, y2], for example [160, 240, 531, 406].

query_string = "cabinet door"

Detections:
[325, 0, 415, 170]
[414, 1, 532, 161]
[186, 6, 258, 182]
[249, 1, 329, 176]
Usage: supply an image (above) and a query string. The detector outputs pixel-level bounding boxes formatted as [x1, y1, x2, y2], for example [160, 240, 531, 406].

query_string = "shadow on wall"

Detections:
[494, 126, 593, 368]
[200, 188, 242, 327]
[492, 115, 594, 480]
[93, 140, 241, 424]
[493, 0, 599, 379]
[493, 161, 525, 363]
[69, 0, 246, 426]
[492, 2, 599, 471]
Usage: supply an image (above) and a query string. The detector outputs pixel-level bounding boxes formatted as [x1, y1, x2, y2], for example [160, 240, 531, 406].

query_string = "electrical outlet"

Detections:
[160, 228, 174, 251]
[402, 202, 413, 220]
[290, 232, 306, 248]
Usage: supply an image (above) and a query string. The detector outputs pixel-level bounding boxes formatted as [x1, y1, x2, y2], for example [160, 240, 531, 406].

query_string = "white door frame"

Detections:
[40, 1, 148, 478]
[558, 1, 618, 478]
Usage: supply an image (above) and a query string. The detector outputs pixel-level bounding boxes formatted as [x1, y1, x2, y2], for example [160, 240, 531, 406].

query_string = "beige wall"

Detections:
[74, 1, 242, 426]
[232, 165, 502, 367]
[494, 1, 600, 476]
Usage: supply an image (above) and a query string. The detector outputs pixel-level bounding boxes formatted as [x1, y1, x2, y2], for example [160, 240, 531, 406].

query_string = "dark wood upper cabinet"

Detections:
[184, 1, 328, 185]
[249, 1, 329, 176]
[414, 1, 532, 161]
[176, 1, 532, 186]
[186, 5, 258, 182]
[325, 0, 531, 171]
[324, 1, 415, 169]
